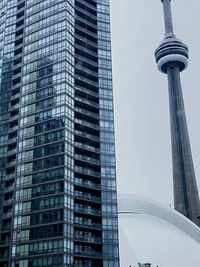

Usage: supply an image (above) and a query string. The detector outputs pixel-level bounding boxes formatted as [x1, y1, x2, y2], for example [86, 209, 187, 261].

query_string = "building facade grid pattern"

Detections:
[0, 0, 119, 266]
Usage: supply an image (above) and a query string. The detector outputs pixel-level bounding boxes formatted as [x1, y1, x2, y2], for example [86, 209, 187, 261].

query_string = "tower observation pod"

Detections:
[155, 0, 200, 227]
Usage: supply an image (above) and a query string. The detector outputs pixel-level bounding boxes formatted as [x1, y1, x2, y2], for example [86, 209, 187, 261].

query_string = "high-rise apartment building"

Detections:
[0, 0, 119, 266]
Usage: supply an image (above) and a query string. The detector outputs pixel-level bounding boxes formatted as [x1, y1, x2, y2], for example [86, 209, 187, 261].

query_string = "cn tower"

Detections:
[155, 0, 200, 227]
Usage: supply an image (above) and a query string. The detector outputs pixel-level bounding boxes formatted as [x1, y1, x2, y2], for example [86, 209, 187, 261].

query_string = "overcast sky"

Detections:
[110, 1, 200, 265]
[110, 0, 200, 206]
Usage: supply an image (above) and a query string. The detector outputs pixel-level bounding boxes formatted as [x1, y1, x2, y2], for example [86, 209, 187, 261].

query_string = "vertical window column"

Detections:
[97, 0, 120, 266]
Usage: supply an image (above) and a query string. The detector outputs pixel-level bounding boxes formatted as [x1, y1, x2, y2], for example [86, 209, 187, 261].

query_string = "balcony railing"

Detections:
[75, 5, 98, 21]
[74, 142, 100, 153]
[74, 234, 102, 244]
[6, 160, 16, 167]
[11, 93, 20, 100]
[74, 206, 101, 216]
[4, 174, 15, 181]
[75, 119, 99, 131]
[3, 211, 12, 218]
[75, 107, 99, 119]
[9, 103, 19, 111]
[0, 240, 10, 246]
[74, 220, 102, 230]
[74, 250, 102, 258]
[75, 96, 99, 109]
[7, 137, 17, 144]
[1, 224, 11, 231]
[7, 149, 17, 156]
[8, 126, 18, 133]
[3, 199, 13, 206]
[0, 255, 9, 260]
[74, 191, 101, 203]
[4, 185, 14, 192]
[75, 25, 98, 40]
[74, 154, 100, 165]
[9, 115, 19, 122]
[74, 166, 100, 177]
[74, 178, 101, 190]
[74, 130, 100, 142]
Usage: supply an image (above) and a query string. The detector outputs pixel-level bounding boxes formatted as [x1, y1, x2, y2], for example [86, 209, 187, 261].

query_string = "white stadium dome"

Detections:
[118, 195, 200, 267]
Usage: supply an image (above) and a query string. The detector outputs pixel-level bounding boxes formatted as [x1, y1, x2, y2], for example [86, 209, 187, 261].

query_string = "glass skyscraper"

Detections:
[0, 0, 119, 266]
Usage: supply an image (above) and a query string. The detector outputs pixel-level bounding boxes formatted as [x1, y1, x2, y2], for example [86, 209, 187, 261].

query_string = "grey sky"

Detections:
[110, 1, 200, 265]
[110, 0, 200, 206]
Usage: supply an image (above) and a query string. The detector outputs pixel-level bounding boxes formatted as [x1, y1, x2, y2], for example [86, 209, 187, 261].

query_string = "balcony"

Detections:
[75, 73, 98, 89]
[76, 12, 98, 29]
[75, 25, 98, 40]
[3, 211, 12, 218]
[75, 119, 99, 132]
[74, 130, 100, 142]
[7, 149, 17, 156]
[7, 138, 17, 145]
[13, 61, 22, 69]
[0, 254, 9, 261]
[4, 185, 14, 192]
[11, 93, 20, 101]
[75, 5, 98, 21]
[0, 240, 10, 246]
[74, 234, 102, 244]
[74, 250, 102, 258]
[74, 154, 100, 165]
[75, 54, 98, 69]
[75, 64, 98, 78]
[9, 115, 19, 122]
[74, 178, 101, 191]
[75, 107, 99, 120]
[12, 71, 21, 79]
[74, 220, 102, 230]
[1, 224, 11, 231]
[74, 142, 100, 154]
[8, 125, 18, 133]
[75, 96, 99, 109]
[75, 34, 98, 50]
[75, 85, 98, 99]
[9, 103, 19, 111]
[12, 81, 21, 90]
[3, 199, 13, 206]
[74, 166, 100, 178]
[6, 160, 16, 167]
[4, 173, 15, 181]
[74, 206, 101, 216]
[74, 191, 101, 203]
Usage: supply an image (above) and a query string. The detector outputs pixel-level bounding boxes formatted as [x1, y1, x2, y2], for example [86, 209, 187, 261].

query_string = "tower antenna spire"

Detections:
[161, 0, 174, 37]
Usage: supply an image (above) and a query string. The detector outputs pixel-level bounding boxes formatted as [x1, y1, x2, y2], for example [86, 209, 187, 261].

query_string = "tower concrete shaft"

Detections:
[155, 0, 200, 227]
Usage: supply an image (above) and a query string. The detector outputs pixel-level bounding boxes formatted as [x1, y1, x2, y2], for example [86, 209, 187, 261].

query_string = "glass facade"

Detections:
[0, 0, 119, 267]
